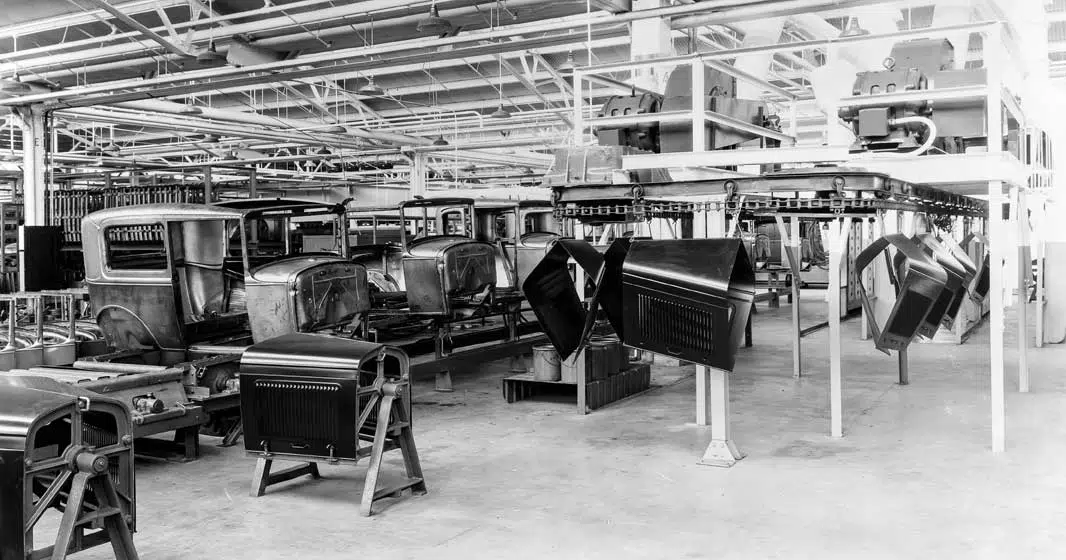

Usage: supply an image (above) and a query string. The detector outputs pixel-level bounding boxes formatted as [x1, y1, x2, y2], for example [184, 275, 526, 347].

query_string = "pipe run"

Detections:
[112, 99, 431, 146]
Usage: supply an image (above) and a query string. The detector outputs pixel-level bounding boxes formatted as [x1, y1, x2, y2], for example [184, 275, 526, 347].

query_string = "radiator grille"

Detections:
[254, 380, 341, 442]
[636, 292, 715, 354]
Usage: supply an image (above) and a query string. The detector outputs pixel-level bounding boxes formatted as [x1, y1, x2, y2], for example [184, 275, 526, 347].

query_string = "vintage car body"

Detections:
[215, 199, 369, 342]
[474, 200, 562, 292]
[403, 236, 496, 314]
[82, 198, 369, 377]
[399, 198, 497, 315]
[82, 204, 249, 362]
[244, 256, 369, 342]
[349, 198, 498, 316]
[347, 206, 409, 294]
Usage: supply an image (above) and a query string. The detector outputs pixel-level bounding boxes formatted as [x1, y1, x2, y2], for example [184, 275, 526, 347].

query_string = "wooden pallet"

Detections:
[502, 362, 652, 412]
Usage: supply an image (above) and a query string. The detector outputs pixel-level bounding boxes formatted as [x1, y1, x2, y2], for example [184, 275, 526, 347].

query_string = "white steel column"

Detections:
[860, 216, 875, 340]
[696, 198, 726, 426]
[775, 215, 802, 378]
[410, 152, 427, 197]
[987, 25, 1006, 453]
[1036, 232, 1045, 348]
[1017, 188, 1030, 392]
[573, 72, 585, 146]
[630, 0, 674, 93]
[698, 367, 743, 467]
[690, 58, 706, 152]
[827, 217, 853, 438]
[19, 106, 47, 226]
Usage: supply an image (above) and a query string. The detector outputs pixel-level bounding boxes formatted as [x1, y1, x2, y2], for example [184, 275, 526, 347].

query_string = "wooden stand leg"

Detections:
[434, 370, 453, 392]
[698, 367, 744, 467]
[51, 472, 89, 560]
[360, 393, 396, 517]
[89, 476, 139, 560]
[251, 458, 273, 498]
[219, 419, 243, 448]
[175, 427, 199, 460]
[394, 392, 427, 497]
[250, 458, 319, 498]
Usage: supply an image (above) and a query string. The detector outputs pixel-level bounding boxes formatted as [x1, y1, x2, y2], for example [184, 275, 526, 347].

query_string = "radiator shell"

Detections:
[239, 333, 405, 461]
[612, 239, 755, 371]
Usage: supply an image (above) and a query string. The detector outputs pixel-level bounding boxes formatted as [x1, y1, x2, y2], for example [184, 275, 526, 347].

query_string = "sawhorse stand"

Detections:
[249, 382, 427, 516]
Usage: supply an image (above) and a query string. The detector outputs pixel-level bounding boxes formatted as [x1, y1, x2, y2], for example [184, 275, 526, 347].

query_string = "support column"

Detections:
[202, 166, 213, 202]
[987, 25, 1006, 453]
[698, 367, 743, 467]
[410, 153, 427, 197]
[695, 197, 726, 426]
[630, 0, 674, 92]
[690, 58, 706, 152]
[827, 217, 853, 438]
[19, 106, 47, 226]
[1017, 188, 1030, 392]
[775, 216, 802, 378]
[860, 217, 874, 340]
[248, 167, 258, 198]
[1036, 233, 1045, 348]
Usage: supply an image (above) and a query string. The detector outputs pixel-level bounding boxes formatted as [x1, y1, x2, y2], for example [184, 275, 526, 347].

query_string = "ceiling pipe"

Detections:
[5, 0, 525, 78]
[111, 99, 432, 146]
[0, 0, 188, 38]
[2, 0, 770, 105]
[0, 0, 370, 62]
[670, 0, 901, 29]
[1, 0, 435, 74]
[59, 107, 373, 149]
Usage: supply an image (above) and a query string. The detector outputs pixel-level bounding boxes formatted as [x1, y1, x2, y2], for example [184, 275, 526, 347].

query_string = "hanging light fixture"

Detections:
[196, 41, 225, 63]
[197, 0, 225, 62]
[178, 104, 203, 115]
[461, 163, 477, 172]
[490, 105, 511, 119]
[357, 18, 385, 96]
[432, 135, 449, 146]
[557, 51, 576, 74]
[416, 2, 452, 35]
[357, 76, 384, 96]
[840, 17, 870, 37]
[490, 6, 511, 120]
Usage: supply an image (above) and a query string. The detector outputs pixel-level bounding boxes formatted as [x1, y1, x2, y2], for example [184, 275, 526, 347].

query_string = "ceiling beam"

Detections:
[590, 0, 632, 14]
[496, 56, 573, 128]
[81, 0, 194, 57]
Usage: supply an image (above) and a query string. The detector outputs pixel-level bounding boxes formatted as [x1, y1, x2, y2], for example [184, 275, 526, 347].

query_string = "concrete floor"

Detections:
[62, 299, 1066, 559]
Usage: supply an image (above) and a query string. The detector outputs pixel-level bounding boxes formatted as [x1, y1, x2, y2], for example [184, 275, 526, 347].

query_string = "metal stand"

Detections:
[697, 366, 744, 467]
[49, 452, 139, 560]
[434, 321, 454, 392]
[249, 382, 426, 516]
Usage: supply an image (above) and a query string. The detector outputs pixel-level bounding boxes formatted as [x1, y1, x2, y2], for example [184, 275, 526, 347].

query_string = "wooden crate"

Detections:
[503, 362, 652, 413]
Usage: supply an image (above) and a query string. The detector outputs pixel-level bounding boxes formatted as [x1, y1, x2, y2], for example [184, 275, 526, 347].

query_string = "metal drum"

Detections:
[532, 344, 561, 382]
[586, 344, 607, 381]
[591, 338, 619, 376]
